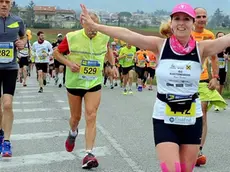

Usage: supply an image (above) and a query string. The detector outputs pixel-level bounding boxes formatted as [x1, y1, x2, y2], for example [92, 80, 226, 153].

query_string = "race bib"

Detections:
[138, 60, 145, 67]
[0, 42, 14, 63]
[218, 59, 225, 69]
[149, 61, 156, 67]
[126, 54, 133, 61]
[79, 60, 100, 80]
[39, 55, 46, 60]
[20, 48, 29, 57]
[164, 94, 196, 125]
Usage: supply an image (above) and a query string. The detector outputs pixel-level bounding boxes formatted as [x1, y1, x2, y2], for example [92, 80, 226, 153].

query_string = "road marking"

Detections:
[0, 146, 110, 169]
[17, 90, 53, 94]
[14, 117, 67, 124]
[13, 107, 70, 113]
[97, 123, 144, 172]
[14, 95, 37, 98]
[13, 101, 43, 105]
[62, 107, 70, 110]
[75, 146, 110, 158]
[56, 100, 65, 103]
[13, 101, 66, 104]
[16, 87, 50, 90]
[11, 129, 84, 141]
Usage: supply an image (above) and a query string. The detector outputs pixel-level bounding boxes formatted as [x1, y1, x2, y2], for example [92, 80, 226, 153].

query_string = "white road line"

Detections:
[0, 151, 75, 169]
[17, 90, 53, 94]
[14, 117, 66, 124]
[13, 100, 66, 104]
[13, 107, 70, 113]
[97, 123, 144, 172]
[75, 146, 110, 158]
[16, 87, 48, 90]
[13, 101, 43, 105]
[62, 107, 70, 110]
[56, 100, 65, 103]
[0, 146, 110, 169]
[11, 129, 84, 141]
[14, 95, 37, 98]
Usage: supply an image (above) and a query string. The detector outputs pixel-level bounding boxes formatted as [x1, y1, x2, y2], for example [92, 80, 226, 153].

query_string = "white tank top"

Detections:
[152, 39, 203, 120]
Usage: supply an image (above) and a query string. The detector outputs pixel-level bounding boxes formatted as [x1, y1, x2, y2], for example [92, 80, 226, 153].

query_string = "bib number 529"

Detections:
[84, 67, 97, 74]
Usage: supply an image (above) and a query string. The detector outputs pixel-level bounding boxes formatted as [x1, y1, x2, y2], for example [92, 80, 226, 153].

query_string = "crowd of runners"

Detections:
[1, 0, 230, 171]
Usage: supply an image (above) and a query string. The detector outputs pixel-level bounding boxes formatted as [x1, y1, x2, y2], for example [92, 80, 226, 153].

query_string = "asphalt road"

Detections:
[0, 72, 230, 172]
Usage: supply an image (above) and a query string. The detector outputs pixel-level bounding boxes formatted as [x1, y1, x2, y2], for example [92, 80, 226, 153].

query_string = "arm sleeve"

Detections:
[48, 42, 54, 56]
[57, 37, 70, 54]
[31, 43, 36, 57]
[18, 18, 25, 37]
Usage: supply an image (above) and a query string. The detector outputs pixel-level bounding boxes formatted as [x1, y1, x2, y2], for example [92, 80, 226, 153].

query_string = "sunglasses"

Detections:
[196, 15, 207, 19]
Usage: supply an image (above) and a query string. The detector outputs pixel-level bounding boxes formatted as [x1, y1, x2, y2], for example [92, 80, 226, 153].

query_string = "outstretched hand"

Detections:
[80, 4, 97, 29]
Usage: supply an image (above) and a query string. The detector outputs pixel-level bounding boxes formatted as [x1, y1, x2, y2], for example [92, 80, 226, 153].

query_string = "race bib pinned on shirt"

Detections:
[149, 61, 156, 68]
[79, 60, 100, 80]
[164, 94, 197, 125]
[126, 53, 134, 61]
[0, 42, 14, 63]
[218, 58, 225, 69]
[138, 60, 145, 67]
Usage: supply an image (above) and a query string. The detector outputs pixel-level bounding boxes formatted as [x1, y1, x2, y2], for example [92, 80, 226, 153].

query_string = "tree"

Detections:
[141, 20, 149, 28]
[153, 9, 170, 16]
[222, 15, 230, 28]
[118, 11, 132, 26]
[208, 8, 224, 28]
[10, 1, 19, 15]
[25, 0, 35, 27]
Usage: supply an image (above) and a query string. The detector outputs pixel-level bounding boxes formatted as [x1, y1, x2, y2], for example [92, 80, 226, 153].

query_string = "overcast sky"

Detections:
[16, 0, 230, 15]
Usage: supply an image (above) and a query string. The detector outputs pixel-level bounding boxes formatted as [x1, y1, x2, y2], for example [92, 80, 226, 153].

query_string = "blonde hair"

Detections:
[159, 20, 172, 38]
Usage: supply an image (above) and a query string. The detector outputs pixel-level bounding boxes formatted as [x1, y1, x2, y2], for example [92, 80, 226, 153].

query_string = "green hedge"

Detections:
[33, 23, 51, 29]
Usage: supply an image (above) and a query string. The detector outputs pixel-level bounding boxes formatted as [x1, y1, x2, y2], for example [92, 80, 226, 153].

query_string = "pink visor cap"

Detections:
[171, 3, 196, 19]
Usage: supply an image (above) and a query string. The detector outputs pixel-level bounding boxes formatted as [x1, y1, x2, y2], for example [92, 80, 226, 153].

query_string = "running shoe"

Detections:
[137, 86, 142, 92]
[123, 89, 128, 95]
[38, 87, 43, 93]
[2, 141, 12, 157]
[65, 130, 78, 152]
[82, 152, 99, 169]
[128, 89, 133, 94]
[0, 132, 4, 154]
[196, 151, 206, 166]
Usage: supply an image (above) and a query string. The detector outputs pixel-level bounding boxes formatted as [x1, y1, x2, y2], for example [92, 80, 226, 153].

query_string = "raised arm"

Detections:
[200, 34, 230, 59]
[80, 4, 164, 54]
[95, 25, 162, 53]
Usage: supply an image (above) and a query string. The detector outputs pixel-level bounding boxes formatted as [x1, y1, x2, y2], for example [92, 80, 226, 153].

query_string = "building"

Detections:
[33, 6, 77, 28]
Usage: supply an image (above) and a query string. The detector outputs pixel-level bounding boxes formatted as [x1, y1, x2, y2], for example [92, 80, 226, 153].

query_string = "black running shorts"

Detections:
[0, 70, 18, 97]
[36, 63, 48, 73]
[153, 117, 202, 146]
[219, 69, 227, 85]
[66, 84, 102, 97]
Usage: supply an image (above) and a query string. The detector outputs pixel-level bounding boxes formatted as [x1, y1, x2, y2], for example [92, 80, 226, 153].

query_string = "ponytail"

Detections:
[159, 20, 172, 38]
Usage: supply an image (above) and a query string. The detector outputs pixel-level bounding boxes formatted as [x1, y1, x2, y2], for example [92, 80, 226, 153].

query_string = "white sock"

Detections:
[58, 73, 63, 85]
[70, 130, 78, 137]
[86, 149, 92, 155]
[55, 73, 58, 79]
